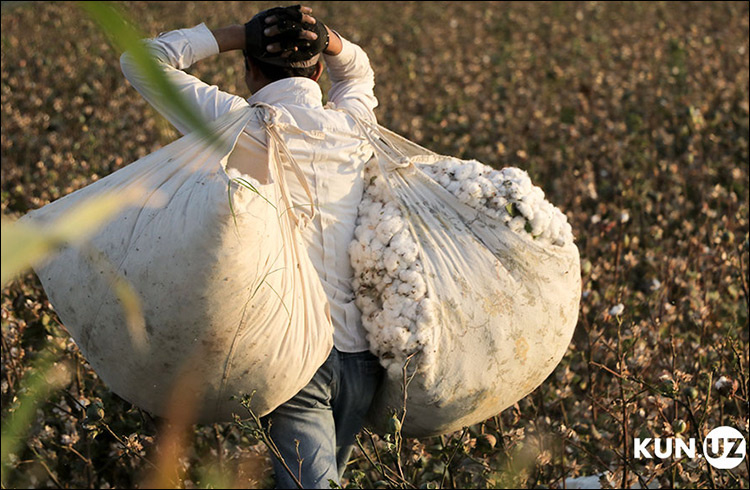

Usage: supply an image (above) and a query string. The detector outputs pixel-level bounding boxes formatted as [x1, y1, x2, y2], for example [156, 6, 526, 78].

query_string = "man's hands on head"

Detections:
[212, 5, 342, 57]
[263, 5, 318, 56]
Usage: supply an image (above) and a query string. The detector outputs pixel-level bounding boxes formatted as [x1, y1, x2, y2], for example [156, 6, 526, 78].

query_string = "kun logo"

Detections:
[634, 426, 747, 470]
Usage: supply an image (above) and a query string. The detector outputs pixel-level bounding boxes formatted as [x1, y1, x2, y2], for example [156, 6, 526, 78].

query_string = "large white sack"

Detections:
[23, 106, 333, 422]
[349, 121, 581, 437]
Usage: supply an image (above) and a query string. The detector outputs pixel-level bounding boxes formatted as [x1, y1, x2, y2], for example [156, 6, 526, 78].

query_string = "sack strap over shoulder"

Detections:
[333, 108, 446, 174]
[252, 103, 317, 227]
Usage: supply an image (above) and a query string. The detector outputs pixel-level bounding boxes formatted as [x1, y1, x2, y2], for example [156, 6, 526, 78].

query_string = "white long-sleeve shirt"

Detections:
[120, 23, 377, 352]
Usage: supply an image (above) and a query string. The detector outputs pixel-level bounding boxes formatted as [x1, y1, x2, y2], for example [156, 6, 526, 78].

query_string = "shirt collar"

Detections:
[247, 77, 323, 108]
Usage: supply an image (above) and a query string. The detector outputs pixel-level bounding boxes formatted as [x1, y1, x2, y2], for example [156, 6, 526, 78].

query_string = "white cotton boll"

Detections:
[383, 249, 402, 275]
[431, 160, 447, 173]
[399, 268, 421, 285]
[515, 201, 534, 221]
[360, 244, 380, 263]
[354, 224, 375, 243]
[416, 310, 434, 330]
[376, 216, 404, 244]
[418, 298, 437, 323]
[517, 179, 534, 197]
[488, 170, 505, 188]
[349, 240, 366, 260]
[556, 220, 573, 246]
[369, 237, 386, 256]
[445, 180, 462, 194]
[366, 202, 384, 221]
[469, 160, 487, 178]
[382, 280, 402, 302]
[389, 229, 411, 253]
[391, 229, 419, 257]
[530, 186, 545, 202]
[399, 274, 427, 299]
[358, 196, 374, 211]
[375, 277, 390, 294]
[361, 269, 379, 284]
[361, 256, 377, 271]
[476, 176, 495, 196]
[393, 315, 412, 332]
[461, 181, 483, 200]
[420, 164, 435, 176]
[397, 281, 414, 297]
[382, 306, 404, 325]
[357, 295, 378, 316]
[225, 167, 242, 180]
[490, 195, 507, 210]
[438, 174, 452, 188]
[386, 362, 403, 378]
[453, 162, 474, 181]
[415, 325, 434, 345]
[390, 327, 412, 353]
[400, 242, 419, 264]
[382, 201, 401, 216]
[509, 215, 526, 233]
[531, 208, 551, 237]
[500, 167, 527, 183]
[400, 334, 419, 354]
[367, 184, 384, 200]
[401, 300, 419, 321]
[226, 168, 261, 190]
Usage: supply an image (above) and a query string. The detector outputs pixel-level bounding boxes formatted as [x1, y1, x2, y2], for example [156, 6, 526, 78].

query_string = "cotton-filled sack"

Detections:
[348, 120, 581, 437]
[23, 106, 333, 422]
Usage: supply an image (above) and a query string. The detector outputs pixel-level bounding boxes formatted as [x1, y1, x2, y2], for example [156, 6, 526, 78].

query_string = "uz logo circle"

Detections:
[703, 426, 747, 470]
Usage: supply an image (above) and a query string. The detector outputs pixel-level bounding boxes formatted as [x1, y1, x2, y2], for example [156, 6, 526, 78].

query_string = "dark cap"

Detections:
[244, 5, 329, 68]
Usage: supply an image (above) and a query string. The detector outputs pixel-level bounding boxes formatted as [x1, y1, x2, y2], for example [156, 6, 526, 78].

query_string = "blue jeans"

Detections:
[261, 348, 384, 489]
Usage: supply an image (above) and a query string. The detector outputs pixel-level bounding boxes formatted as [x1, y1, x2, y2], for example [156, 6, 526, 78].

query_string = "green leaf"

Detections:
[77, 1, 217, 144]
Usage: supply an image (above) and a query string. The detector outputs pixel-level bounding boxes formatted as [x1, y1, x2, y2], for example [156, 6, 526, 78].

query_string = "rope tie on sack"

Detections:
[252, 103, 317, 228]
[338, 109, 414, 172]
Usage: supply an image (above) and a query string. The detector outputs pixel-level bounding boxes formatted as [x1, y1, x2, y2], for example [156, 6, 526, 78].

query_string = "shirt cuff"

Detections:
[186, 23, 220, 61]
[323, 33, 356, 67]
[155, 22, 219, 67]
[324, 35, 369, 82]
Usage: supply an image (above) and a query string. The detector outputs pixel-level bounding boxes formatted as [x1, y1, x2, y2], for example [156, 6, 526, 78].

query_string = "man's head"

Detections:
[243, 5, 328, 93]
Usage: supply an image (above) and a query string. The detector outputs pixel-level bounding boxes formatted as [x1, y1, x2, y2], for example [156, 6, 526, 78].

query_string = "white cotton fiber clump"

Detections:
[421, 158, 574, 247]
[351, 154, 574, 380]
[350, 160, 439, 378]
[225, 166, 261, 190]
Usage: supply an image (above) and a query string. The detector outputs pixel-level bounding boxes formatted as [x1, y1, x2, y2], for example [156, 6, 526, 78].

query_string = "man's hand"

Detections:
[211, 5, 342, 57]
[263, 6, 342, 57]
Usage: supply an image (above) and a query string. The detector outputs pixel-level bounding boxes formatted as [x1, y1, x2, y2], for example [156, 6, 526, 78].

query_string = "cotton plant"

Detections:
[350, 157, 575, 376]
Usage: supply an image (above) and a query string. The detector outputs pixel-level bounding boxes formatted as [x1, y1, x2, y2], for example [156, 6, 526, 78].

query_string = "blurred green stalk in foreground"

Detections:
[2, 1, 216, 485]
[77, 1, 217, 142]
[0, 353, 72, 487]
[0, 191, 143, 286]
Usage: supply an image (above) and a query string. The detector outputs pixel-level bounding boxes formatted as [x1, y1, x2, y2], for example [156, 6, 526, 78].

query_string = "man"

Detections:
[120, 5, 383, 488]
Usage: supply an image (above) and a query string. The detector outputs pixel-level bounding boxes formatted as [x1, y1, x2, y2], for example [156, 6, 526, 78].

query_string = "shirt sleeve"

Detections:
[120, 23, 249, 136]
[324, 35, 378, 123]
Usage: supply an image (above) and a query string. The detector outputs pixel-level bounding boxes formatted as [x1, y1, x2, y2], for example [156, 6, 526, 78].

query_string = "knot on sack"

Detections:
[252, 102, 281, 130]
[385, 156, 412, 172]
[396, 156, 411, 168]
